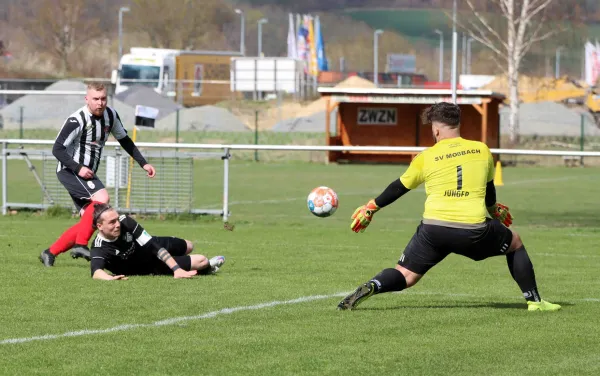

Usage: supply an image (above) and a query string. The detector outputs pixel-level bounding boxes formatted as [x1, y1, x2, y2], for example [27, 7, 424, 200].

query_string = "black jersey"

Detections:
[90, 214, 160, 276]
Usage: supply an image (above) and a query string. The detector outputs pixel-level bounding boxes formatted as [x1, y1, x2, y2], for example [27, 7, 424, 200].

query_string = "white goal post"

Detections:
[3, 139, 600, 219]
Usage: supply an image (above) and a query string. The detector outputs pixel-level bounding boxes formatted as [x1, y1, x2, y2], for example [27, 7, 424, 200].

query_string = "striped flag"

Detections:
[297, 15, 309, 72]
[585, 41, 599, 86]
[596, 41, 600, 84]
[308, 16, 318, 76]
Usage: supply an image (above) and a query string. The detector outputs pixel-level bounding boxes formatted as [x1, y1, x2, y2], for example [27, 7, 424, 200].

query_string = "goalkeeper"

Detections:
[338, 102, 560, 312]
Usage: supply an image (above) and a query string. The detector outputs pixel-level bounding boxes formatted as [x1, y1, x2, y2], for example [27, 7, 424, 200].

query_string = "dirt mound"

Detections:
[226, 76, 377, 130]
[293, 76, 377, 119]
[482, 75, 581, 96]
[483, 74, 539, 94]
[333, 75, 376, 89]
[233, 102, 305, 130]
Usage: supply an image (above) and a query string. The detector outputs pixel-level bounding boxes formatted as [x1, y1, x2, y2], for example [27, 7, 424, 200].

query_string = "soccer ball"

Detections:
[307, 186, 339, 217]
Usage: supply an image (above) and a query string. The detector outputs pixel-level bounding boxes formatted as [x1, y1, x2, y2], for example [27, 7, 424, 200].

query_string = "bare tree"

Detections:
[18, 0, 101, 74]
[460, 0, 559, 144]
[128, 0, 235, 50]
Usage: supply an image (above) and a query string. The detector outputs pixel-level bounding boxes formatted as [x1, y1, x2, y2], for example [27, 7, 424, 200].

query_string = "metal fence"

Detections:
[3, 139, 600, 220]
[1, 139, 228, 218]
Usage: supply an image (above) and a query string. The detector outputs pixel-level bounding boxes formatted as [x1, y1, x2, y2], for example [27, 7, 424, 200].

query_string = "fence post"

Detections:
[222, 147, 230, 222]
[254, 110, 259, 162]
[175, 108, 180, 151]
[114, 146, 121, 209]
[19, 106, 23, 139]
[580, 113, 585, 166]
[2, 142, 7, 215]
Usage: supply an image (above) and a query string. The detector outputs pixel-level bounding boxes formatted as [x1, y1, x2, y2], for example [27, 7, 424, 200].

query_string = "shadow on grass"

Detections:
[358, 301, 575, 311]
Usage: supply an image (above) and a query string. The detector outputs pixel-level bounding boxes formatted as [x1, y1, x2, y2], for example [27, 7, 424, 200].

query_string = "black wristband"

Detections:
[171, 265, 181, 272]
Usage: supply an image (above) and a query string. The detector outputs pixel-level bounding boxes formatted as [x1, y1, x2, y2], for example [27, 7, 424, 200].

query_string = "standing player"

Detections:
[39, 82, 156, 267]
[338, 102, 561, 312]
[90, 203, 225, 280]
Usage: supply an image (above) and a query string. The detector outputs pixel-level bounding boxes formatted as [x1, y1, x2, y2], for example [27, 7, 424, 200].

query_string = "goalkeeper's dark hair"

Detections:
[421, 102, 461, 127]
[92, 203, 114, 229]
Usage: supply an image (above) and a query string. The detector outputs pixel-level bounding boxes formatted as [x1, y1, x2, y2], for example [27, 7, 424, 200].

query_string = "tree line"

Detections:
[0, 0, 593, 79]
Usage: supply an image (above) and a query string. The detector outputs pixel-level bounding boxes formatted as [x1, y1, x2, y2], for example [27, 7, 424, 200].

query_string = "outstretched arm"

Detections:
[92, 269, 128, 281]
[117, 136, 148, 167]
[375, 179, 411, 208]
[90, 250, 127, 280]
[350, 179, 411, 233]
[117, 136, 155, 177]
[351, 153, 423, 233]
[110, 109, 155, 177]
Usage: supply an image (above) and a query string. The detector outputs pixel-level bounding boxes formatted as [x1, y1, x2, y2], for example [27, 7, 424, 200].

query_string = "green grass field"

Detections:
[1, 162, 600, 375]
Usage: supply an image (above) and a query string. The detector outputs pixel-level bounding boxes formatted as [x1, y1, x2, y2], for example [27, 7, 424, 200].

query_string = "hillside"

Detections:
[241, 0, 600, 20]
[343, 9, 600, 76]
[345, 9, 600, 45]
[0, 0, 597, 79]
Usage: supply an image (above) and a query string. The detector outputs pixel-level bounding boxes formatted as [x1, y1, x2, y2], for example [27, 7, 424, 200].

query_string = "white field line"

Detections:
[1, 289, 598, 346]
[0, 292, 346, 345]
[207, 175, 588, 208]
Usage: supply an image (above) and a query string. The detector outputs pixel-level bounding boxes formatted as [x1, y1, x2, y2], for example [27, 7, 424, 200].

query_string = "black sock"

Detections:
[506, 246, 540, 302]
[197, 265, 213, 275]
[369, 268, 407, 294]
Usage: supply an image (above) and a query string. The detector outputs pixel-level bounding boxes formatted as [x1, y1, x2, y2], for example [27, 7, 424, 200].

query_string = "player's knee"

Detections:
[91, 189, 110, 204]
[185, 240, 194, 254]
[190, 254, 208, 269]
[508, 229, 523, 252]
[395, 264, 422, 287]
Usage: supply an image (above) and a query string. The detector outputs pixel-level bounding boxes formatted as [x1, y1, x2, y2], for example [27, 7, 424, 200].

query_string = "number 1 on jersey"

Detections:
[456, 165, 463, 190]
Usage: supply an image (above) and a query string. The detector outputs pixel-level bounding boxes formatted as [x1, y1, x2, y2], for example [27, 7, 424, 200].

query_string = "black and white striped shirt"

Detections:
[54, 105, 128, 173]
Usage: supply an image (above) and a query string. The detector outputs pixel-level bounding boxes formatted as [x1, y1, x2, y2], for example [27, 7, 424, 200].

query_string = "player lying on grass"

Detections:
[90, 203, 225, 280]
[338, 102, 561, 312]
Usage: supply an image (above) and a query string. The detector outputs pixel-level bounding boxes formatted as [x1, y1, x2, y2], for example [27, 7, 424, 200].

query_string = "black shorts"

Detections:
[398, 219, 513, 275]
[127, 237, 191, 276]
[56, 169, 105, 211]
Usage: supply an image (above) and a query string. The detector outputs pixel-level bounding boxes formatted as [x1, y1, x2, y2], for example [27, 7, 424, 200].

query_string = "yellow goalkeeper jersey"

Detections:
[400, 137, 494, 226]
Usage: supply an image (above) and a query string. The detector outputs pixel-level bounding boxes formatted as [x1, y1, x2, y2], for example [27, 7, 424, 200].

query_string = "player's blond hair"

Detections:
[87, 82, 106, 92]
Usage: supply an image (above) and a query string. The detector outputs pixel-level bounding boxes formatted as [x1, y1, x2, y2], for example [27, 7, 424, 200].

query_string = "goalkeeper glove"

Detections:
[487, 203, 513, 227]
[350, 199, 380, 233]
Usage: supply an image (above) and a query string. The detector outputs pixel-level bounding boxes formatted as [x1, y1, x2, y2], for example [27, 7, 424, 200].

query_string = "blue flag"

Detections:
[315, 16, 328, 71]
